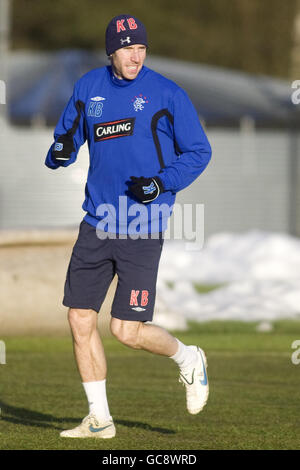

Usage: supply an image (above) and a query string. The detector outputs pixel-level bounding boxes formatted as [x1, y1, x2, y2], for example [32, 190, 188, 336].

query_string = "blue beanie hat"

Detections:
[105, 14, 148, 56]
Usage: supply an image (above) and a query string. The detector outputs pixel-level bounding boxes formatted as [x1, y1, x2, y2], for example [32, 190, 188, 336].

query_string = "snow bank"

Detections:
[153, 231, 300, 329]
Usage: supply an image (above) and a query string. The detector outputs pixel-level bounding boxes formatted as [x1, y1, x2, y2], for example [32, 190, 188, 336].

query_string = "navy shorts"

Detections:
[63, 220, 164, 322]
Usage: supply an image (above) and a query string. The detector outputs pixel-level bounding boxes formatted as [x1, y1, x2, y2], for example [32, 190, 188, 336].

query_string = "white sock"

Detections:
[170, 339, 198, 371]
[82, 380, 112, 421]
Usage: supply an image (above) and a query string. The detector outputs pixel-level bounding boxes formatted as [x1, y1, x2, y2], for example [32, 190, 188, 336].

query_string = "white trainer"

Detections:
[60, 413, 116, 439]
[178, 346, 209, 415]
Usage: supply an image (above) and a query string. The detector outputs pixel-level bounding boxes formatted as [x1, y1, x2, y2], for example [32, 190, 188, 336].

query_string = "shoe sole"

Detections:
[60, 425, 116, 439]
[60, 432, 116, 439]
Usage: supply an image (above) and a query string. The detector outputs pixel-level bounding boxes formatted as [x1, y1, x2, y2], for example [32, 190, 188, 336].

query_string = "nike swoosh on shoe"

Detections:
[198, 348, 208, 386]
[179, 368, 195, 385]
[89, 424, 113, 433]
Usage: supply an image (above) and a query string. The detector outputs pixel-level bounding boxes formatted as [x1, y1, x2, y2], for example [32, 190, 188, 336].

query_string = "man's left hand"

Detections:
[129, 176, 164, 203]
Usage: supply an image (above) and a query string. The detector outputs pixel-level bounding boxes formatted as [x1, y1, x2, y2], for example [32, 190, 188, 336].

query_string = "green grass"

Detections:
[0, 320, 300, 450]
[193, 283, 226, 294]
[166, 281, 225, 294]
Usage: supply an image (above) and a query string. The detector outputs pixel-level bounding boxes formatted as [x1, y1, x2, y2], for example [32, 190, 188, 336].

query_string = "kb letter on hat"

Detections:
[116, 18, 138, 32]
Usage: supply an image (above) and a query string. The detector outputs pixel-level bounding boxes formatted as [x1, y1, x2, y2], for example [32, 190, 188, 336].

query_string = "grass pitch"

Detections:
[0, 320, 299, 450]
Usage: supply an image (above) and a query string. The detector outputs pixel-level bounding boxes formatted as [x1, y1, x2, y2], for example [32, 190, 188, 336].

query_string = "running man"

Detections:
[45, 14, 212, 439]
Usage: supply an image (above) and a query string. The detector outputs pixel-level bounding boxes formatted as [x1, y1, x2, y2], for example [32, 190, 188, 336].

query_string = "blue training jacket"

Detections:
[45, 64, 212, 234]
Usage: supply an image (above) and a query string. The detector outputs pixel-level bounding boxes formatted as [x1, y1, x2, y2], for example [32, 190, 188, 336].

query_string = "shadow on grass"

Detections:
[115, 419, 175, 435]
[0, 401, 175, 435]
[0, 400, 65, 430]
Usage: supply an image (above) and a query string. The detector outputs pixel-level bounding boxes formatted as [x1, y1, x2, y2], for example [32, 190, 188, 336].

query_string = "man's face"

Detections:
[111, 44, 147, 80]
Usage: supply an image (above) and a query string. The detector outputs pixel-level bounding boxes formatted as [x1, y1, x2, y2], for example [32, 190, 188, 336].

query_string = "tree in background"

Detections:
[11, 0, 298, 79]
[290, 0, 300, 79]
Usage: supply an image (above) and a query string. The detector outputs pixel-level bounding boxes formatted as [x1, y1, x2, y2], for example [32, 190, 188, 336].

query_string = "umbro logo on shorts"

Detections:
[94, 118, 135, 141]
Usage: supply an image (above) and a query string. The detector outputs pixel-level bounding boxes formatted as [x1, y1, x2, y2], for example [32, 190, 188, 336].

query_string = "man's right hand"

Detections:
[52, 133, 75, 165]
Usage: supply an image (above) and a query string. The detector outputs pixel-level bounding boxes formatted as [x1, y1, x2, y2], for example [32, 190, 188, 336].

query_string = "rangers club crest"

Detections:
[132, 94, 149, 112]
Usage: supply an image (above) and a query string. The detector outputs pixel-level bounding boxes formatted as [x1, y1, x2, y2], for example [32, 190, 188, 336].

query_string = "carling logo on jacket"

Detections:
[94, 118, 135, 141]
